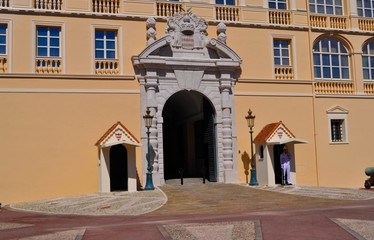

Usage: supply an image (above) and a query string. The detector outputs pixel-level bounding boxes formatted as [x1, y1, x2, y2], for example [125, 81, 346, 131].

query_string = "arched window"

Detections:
[313, 37, 350, 80]
[363, 41, 374, 80]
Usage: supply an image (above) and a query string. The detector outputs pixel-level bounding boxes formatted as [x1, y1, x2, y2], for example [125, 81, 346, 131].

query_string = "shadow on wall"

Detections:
[136, 168, 143, 191]
[241, 151, 250, 184]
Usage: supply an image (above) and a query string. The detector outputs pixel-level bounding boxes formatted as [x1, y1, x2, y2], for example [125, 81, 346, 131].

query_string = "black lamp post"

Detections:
[245, 108, 258, 186]
[143, 107, 155, 190]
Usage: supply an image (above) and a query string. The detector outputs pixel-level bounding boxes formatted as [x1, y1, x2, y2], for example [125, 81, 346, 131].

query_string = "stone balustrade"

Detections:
[364, 82, 374, 94]
[310, 15, 348, 29]
[314, 81, 354, 94]
[92, 0, 120, 14]
[359, 19, 374, 31]
[0, 0, 9, 7]
[274, 66, 293, 80]
[95, 59, 119, 75]
[215, 6, 239, 22]
[0, 56, 7, 72]
[269, 10, 291, 25]
[35, 57, 62, 74]
[34, 0, 63, 10]
[156, 1, 183, 17]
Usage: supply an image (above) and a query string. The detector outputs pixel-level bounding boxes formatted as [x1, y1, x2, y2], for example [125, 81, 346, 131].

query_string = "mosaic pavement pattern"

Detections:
[258, 185, 374, 200]
[332, 218, 374, 240]
[159, 221, 261, 240]
[11, 188, 167, 216]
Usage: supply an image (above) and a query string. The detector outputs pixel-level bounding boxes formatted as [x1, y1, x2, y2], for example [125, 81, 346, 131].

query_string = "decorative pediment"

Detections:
[254, 121, 307, 145]
[326, 105, 349, 114]
[96, 122, 141, 148]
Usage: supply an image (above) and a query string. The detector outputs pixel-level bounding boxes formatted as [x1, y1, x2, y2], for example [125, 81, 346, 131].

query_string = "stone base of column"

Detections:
[224, 169, 238, 183]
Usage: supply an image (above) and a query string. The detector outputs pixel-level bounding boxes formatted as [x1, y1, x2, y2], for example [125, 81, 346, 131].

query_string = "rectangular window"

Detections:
[357, 0, 374, 17]
[95, 30, 117, 59]
[36, 26, 61, 57]
[330, 119, 344, 142]
[269, 0, 287, 10]
[273, 39, 291, 66]
[309, 0, 343, 15]
[216, 0, 235, 5]
[0, 24, 7, 55]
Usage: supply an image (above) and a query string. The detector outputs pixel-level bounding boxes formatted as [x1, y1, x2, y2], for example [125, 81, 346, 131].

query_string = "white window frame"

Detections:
[215, 0, 236, 6]
[36, 26, 61, 57]
[327, 106, 349, 144]
[32, 21, 65, 73]
[362, 40, 374, 80]
[309, 0, 344, 15]
[313, 37, 350, 80]
[91, 24, 122, 74]
[95, 29, 117, 59]
[269, 0, 288, 10]
[357, 0, 374, 17]
[0, 19, 12, 72]
[273, 39, 291, 66]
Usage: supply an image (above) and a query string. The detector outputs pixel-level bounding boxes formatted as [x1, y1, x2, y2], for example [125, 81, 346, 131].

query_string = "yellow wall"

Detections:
[1, 0, 374, 204]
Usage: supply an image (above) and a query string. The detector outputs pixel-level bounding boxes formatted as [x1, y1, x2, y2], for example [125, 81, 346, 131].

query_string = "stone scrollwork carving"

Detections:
[166, 11, 208, 50]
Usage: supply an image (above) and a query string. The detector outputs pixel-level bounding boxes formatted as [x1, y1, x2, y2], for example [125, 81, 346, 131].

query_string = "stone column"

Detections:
[219, 77, 233, 173]
[144, 75, 159, 175]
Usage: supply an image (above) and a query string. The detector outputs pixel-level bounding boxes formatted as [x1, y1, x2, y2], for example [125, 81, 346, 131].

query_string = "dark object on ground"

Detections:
[364, 167, 374, 189]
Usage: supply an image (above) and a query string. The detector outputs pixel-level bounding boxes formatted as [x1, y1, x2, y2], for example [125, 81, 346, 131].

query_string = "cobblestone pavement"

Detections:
[1, 181, 374, 240]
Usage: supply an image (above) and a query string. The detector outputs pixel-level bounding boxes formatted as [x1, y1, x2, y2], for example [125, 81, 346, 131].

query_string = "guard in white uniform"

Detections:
[280, 146, 292, 185]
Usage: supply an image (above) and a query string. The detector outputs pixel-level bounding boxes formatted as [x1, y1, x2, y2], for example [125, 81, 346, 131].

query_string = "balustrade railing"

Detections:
[359, 19, 374, 31]
[310, 15, 327, 28]
[92, 0, 120, 14]
[330, 16, 348, 29]
[269, 10, 291, 25]
[0, 56, 7, 72]
[314, 81, 354, 94]
[36, 57, 62, 74]
[310, 15, 348, 29]
[156, 2, 183, 17]
[34, 0, 63, 10]
[0, 0, 9, 7]
[215, 6, 239, 22]
[274, 66, 293, 80]
[95, 59, 119, 75]
[364, 82, 374, 94]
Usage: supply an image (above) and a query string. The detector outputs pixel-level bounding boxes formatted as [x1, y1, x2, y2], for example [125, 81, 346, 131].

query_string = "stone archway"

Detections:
[162, 90, 217, 181]
[133, 11, 242, 186]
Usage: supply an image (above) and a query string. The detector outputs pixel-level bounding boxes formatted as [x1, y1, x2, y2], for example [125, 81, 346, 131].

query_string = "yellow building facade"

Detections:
[1, 0, 374, 204]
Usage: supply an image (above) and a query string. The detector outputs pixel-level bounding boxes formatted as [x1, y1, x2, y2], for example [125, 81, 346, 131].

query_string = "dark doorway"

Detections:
[273, 144, 284, 184]
[109, 144, 128, 191]
[163, 90, 217, 182]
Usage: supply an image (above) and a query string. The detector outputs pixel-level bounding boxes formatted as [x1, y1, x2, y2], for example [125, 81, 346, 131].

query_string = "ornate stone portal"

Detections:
[132, 11, 242, 185]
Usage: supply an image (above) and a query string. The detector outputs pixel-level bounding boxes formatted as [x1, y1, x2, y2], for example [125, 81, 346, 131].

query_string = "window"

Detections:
[0, 24, 7, 55]
[273, 39, 291, 66]
[309, 0, 343, 15]
[313, 38, 350, 79]
[357, 0, 374, 17]
[327, 106, 349, 144]
[95, 30, 117, 59]
[36, 26, 60, 57]
[362, 41, 374, 80]
[269, 0, 287, 10]
[330, 119, 344, 142]
[216, 0, 235, 5]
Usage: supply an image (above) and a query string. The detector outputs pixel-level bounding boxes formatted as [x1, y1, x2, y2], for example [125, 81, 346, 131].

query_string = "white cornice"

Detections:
[0, 73, 135, 80]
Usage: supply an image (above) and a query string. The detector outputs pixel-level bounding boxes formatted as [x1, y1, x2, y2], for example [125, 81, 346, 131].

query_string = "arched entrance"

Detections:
[162, 90, 217, 182]
[109, 144, 128, 191]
